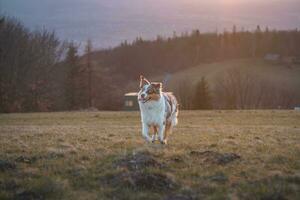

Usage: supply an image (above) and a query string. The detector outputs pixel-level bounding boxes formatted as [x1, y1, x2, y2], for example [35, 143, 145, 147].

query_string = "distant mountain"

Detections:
[1, 0, 300, 52]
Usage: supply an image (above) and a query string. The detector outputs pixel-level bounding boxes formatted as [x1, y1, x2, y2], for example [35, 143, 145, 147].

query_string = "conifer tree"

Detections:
[193, 77, 213, 109]
[65, 43, 79, 110]
[85, 39, 93, 107]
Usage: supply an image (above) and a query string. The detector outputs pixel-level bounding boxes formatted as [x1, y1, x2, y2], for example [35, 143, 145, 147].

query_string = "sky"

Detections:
[1, 0, 299, 51]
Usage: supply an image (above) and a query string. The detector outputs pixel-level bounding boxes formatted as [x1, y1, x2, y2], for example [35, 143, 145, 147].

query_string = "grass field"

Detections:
[0, 110, 300, 199]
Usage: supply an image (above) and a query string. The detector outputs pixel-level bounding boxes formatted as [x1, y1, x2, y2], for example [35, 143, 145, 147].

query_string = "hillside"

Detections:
[124, 59, 300, 109]
[127, 58, 300, 94]
[150, 59, 300, 90]
[0, 111, 299, 199]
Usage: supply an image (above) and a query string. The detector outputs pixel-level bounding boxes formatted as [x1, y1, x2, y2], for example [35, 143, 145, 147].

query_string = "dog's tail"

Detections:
[164, 93, 179, 127]
[171, 104, 179, 126]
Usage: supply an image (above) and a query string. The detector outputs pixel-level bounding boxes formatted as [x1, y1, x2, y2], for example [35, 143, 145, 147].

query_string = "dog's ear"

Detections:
[139, 75, 150, 88]
[152, 82, 162, 91]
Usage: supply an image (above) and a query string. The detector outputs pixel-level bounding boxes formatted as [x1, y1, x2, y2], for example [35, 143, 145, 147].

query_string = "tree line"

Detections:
[0, 17, 95, 112]
[95, 25, 300, 82]
[174, 71, 298, 110]
[1, 16, 299, 112]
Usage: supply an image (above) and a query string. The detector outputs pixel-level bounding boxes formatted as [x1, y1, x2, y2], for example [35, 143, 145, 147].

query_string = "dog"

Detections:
[138, 75, 178, 144]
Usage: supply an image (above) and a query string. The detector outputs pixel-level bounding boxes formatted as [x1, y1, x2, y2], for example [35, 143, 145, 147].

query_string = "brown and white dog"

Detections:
[138, 75, 178, 144]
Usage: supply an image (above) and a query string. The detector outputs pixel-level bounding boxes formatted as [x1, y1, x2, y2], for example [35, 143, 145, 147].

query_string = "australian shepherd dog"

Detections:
[138, 75, 178, 144]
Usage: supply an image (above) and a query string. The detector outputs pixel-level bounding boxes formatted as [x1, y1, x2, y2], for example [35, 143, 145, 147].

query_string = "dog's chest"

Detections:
[140, 101, 165, 125]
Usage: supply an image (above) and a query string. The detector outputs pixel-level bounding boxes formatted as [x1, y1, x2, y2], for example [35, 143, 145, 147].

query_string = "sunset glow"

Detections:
[1, 0, 300, 199]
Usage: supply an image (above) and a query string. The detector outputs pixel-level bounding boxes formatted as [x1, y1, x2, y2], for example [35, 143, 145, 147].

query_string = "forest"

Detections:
[1, 16, 300, 112]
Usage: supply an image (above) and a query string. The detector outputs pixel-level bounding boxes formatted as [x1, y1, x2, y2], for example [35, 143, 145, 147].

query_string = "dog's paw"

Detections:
[151, 135, 155, 142]
[160, 140, 167, 145]
[151, 135, 158, 143]
[143, 135, 152, 143]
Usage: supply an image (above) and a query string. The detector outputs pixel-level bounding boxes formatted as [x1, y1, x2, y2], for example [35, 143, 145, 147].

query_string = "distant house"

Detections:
[124, 92, 139, 111]
[264, 53, 280, 63]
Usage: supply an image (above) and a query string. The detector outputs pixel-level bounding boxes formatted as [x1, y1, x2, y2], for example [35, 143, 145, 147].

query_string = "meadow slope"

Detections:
[166, 59, 300, 88]
[0, 111, 300, 199]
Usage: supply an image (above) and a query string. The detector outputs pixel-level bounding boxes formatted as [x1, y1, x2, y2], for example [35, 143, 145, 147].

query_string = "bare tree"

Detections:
[174, 79, 193, 110]
[214, 69, 297, 109]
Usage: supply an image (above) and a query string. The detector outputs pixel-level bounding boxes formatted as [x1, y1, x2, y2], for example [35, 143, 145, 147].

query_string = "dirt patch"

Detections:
[101, 151, 177, 192]
[165, 193, 198, 200]
[45, 148, 66, 159]
[190, 150, 241, 165]
[168, 155, 186, 163]
[0, 159, 16, 171]
[102, 170, 177, 192]
[164, 189, 199, 200]
[130, 171, 177, 191]
[15, 155, 40, 164]
[115, 150, 164, 170]
[165, 194, 195, 200]
[206, 172, 228, 184]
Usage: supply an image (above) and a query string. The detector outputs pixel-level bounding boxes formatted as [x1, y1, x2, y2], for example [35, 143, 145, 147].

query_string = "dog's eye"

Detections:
[148, 89, 154, 94]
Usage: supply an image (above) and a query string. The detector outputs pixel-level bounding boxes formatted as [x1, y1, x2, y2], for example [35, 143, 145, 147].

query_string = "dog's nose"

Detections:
[141, 94, 145, 98]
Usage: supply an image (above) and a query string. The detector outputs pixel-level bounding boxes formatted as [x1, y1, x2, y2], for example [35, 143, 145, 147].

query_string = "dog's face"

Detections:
[138, 75, 162, 103]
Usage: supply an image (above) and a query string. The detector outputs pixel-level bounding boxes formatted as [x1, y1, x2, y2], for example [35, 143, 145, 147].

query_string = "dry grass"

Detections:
[0, 110, 300, 199]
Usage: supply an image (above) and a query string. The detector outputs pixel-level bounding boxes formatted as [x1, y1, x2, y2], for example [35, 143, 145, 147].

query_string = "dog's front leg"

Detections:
[152, 126, 158, 143]
[142, 123, 152, 142]
[158, 123, 166, 144]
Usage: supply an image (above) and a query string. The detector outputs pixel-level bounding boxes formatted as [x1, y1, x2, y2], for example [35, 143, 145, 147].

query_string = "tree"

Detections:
[213, 69, 297, 109]
[173, 79, 193, 110]
[0, 17, 65, 112]
[193, 77, 212, 109]
[64, 42, 80, 110]
[85, 39, 93, 107]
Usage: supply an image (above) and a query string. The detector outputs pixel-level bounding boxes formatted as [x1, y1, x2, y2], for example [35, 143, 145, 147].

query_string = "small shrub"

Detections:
[190, 150, 241, 165]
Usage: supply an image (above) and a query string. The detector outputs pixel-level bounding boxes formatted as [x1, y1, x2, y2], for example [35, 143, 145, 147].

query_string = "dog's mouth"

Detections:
[139, 97, 151, 103]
